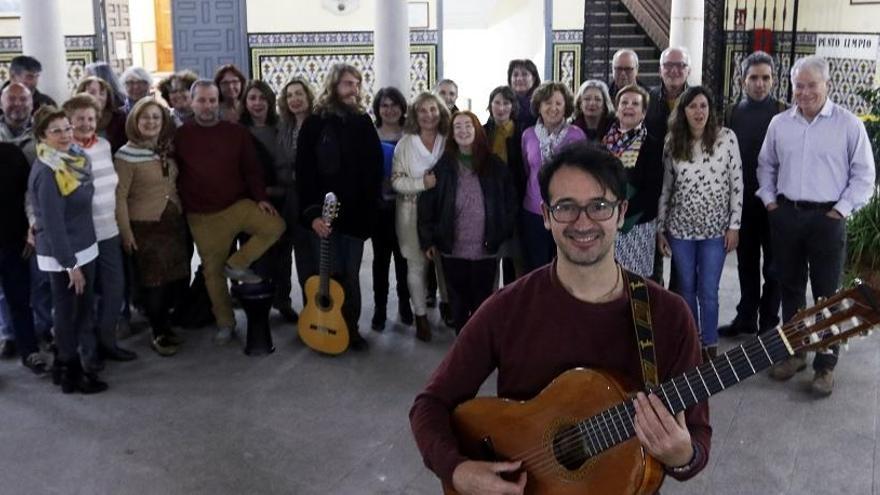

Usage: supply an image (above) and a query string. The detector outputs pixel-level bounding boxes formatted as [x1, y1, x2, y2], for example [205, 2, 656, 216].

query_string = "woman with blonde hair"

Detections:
[115, 98, 189, 356]
[392, 92, 450, 341]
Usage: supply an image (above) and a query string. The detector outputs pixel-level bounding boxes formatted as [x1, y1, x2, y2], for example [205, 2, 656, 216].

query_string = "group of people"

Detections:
[0, 44, 875, 415]
[409, 48, 875, 494]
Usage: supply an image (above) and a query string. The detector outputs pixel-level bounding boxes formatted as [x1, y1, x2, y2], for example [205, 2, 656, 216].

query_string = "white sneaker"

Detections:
[213, 326, 234, 345]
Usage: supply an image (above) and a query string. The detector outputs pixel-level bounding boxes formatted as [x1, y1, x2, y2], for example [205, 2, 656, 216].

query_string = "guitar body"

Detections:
[298, 274, 349, 355]
[443, 368, 664, 495]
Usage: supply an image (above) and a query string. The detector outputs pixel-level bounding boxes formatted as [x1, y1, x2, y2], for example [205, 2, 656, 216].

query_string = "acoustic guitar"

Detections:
[298, 192, 349, 355]
[443, 283, 880, 495]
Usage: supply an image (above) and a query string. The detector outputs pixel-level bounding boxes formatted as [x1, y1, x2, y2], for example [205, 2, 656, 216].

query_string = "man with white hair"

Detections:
[757, 55, 876, 396]
[608, 48, 647, 98]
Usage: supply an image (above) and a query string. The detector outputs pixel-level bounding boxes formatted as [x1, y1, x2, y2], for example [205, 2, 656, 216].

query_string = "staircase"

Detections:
[582, 0, 666, 89]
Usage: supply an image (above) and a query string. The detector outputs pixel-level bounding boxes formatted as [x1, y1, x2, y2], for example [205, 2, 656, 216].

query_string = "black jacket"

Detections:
[620, 128, 664, 225]
[645, 83, 688, 143]
[0, 142, 30, 247]
[295, 111, 384, 241]
[483, 119, 526, 205]
[417, 153, 517, 256]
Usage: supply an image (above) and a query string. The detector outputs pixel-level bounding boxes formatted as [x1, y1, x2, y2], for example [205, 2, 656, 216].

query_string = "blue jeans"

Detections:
[81, 236, 126, 369]
[669, 236, 726, 347]
[0, 287, 11, 340]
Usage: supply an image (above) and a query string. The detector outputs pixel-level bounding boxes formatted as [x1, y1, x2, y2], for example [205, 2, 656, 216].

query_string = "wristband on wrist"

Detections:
[665, 443, 700, 475]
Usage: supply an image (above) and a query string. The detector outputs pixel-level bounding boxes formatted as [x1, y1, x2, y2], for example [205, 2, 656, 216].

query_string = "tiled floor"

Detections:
[1, 246, 878, 494]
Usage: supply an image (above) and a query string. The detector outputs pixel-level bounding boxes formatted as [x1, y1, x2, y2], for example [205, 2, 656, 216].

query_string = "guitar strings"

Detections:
[519, 301, 868, 479]
[516, 336, 793, 478]
[520, 298, 862, 472]
[508, 302, 861, 479]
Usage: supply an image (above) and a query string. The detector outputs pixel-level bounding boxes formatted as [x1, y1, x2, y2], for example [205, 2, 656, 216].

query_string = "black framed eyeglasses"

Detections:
[548, 200, 620, 223]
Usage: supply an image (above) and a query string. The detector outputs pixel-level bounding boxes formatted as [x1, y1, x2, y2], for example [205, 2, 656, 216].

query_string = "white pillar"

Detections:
[21, 0, 69, 104]
[374, 0, 411, 97]
[669, 0, 704, 86]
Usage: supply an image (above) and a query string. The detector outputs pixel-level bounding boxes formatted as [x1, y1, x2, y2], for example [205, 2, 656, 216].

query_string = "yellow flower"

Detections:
[860, 114, 880, 123]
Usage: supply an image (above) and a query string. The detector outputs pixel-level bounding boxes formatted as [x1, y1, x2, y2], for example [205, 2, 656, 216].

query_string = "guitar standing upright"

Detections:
[444, 284, 880, 495]
[298, 192, 350, 354]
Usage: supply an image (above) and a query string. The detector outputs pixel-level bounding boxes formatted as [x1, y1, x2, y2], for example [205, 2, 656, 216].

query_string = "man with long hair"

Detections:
[295, 63, 384, 351]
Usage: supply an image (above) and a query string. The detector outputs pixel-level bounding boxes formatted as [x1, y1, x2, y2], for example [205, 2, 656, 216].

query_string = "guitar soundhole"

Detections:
[552, 425, 589, 471]
[318, 295, 332, 310]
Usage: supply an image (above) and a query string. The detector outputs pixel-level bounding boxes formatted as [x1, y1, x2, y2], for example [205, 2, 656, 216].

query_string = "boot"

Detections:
[415, 315, 432, 342]
[60, 360, 108, 394]
[371, 307, 386, 332]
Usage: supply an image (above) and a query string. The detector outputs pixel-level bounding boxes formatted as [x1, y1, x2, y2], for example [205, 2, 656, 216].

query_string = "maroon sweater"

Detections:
[174, 120, 267, 214]
[409, 262, 711, 485]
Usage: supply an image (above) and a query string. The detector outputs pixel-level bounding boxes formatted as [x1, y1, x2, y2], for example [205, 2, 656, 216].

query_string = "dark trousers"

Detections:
[734, 197, 781, 330]
[92, 236, 125, 347]
[371, 204, 410, 318]
[769, 202, 845, 371]
[48, 262, 97, 364]
[143, 279, 187, 338]
[305, 232, 365, 335]
[29, 256, 53, 339]
[520, 210, 556, 273]
[441, 256, 498, 331]
[0, 244, 38, 358]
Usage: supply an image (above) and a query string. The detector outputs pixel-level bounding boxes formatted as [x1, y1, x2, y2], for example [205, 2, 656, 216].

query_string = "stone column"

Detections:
[21, 0, 69, 103]
[374, 0, 410, 97]
[670, 0, 705, 86]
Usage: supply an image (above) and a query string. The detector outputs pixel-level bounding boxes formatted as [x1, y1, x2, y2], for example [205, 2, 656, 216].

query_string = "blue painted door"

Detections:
[171, 0, 249, 78]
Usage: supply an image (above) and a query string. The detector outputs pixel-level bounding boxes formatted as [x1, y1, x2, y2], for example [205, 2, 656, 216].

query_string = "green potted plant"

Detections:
[848, 87, 880, 287]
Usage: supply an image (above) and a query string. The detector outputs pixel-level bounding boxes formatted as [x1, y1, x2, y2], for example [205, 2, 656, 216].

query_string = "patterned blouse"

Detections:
[657, 127, 744, 240]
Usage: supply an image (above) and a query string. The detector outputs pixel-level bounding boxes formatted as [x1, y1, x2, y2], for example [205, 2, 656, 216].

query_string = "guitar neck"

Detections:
[575, 328, 793, 457]
[318, 236, 331, 297]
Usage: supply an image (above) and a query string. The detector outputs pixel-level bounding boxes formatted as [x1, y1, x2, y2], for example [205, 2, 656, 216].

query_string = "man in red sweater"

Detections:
[410, 144, 710, 494]
[175, 80, 285, 344]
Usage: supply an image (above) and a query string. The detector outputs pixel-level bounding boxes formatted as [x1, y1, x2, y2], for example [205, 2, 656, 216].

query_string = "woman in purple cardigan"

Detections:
[520, 81, 586, 272]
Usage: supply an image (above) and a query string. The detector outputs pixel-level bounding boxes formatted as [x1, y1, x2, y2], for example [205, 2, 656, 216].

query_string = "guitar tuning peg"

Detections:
[816, 296, 826, 303]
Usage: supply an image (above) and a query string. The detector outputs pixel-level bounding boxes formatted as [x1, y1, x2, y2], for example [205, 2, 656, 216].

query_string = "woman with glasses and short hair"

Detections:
[657, 86, 743, 360]
[29, 105, 108, 393]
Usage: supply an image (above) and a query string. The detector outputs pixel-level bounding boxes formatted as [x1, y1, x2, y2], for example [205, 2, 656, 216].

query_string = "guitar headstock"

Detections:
[321, 192, 340, 228]
[783, 282, 880, 354]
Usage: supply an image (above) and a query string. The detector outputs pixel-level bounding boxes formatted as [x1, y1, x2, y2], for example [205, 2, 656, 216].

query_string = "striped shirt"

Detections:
[83, 138, 119, 240]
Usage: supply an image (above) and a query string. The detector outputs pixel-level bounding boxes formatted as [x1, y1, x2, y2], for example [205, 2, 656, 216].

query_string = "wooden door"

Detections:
[154, 0, 174, 72]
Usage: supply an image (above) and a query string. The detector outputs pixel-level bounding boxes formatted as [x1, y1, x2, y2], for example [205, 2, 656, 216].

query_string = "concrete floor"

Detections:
[1, 245, 879, 495]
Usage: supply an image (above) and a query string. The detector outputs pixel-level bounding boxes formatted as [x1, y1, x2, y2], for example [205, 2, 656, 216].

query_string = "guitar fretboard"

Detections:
[572, 329, 792, 459]
[318, 237, 331, 299]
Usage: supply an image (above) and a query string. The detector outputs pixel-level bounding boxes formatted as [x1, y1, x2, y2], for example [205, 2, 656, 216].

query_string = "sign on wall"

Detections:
[815, 34, 880, 61]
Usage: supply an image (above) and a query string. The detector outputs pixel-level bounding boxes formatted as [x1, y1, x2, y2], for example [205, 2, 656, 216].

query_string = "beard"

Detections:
[556, 226, 614, 267]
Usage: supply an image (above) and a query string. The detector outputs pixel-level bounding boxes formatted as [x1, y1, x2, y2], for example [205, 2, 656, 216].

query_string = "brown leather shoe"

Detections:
[415, 315, 432, 342]
[768, 355, 807, 381]
[811, 370, 834, 397]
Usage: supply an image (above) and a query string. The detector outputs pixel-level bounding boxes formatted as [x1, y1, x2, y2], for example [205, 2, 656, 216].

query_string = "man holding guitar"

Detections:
[295, 63, 384, 351]
[410, 144, 710, 494]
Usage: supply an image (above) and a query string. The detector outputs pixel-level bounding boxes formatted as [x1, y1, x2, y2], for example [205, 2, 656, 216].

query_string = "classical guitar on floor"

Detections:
[444, 284, 880, 495]
[298, 192, 349, 355]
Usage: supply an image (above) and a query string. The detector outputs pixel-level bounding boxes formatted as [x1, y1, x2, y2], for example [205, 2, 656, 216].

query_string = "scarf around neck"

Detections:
[535, 120, 571, 165]
[36, 142, 91, 196]
[602, 121, 647, 169]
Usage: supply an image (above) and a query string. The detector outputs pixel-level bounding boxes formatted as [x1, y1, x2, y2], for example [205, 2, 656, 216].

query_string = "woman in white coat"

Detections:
[392, 92, 450, 342]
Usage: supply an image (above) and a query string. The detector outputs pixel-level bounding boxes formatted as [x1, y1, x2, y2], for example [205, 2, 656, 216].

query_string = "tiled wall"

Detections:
[0, 36, 96, 94]
[248, 30, 439, 109]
